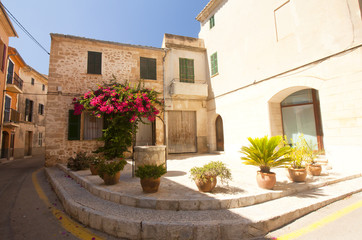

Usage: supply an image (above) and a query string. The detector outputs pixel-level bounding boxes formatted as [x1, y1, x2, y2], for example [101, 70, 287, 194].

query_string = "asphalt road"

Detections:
[266, 191, 362, 240]
[0, 156, 117, 240]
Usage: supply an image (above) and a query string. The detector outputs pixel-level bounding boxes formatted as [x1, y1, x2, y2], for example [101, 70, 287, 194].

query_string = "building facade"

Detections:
[45, 34, 165, 166]
[197, 0, 362, 167]
[0, 2, 18, 160]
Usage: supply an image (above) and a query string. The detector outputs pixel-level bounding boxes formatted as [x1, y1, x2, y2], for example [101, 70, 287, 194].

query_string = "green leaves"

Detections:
[98, 159, 127, 178]
[240, 136, 291, 173]
[135, 164, 167, 179]
[190, 161, 232, 184]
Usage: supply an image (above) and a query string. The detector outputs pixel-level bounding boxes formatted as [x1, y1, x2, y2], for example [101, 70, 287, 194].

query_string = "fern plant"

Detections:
[135, 164, 167, 179]
[240, 135, 291, 173]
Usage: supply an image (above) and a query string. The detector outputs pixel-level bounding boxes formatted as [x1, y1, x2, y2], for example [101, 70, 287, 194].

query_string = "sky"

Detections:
[2, 0, 210, 75]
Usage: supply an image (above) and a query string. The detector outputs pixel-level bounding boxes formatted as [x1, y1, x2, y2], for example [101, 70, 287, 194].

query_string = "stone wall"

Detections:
[46, 34, 165, 166]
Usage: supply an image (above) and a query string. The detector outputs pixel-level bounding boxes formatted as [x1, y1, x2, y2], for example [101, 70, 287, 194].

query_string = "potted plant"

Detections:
[135, 164, 167, 193]
[240, 135, 291, 189]
[306, 155, 322, 176]
[285, 134, 312, 182]
[189, 161, 232, 192]
[98, 159, 127, 185]
[89, 156, 103, 175]
[67, 151, 91, 171]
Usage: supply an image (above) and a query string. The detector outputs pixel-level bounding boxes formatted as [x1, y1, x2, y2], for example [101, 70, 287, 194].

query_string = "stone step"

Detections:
[45, 166, 362, 240]
[57, 164, 362, 211]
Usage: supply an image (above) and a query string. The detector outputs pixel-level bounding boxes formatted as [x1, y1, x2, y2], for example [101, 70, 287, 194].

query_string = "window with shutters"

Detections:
[42, 84, 45, 91]
[25, 99, 34, 122]
[38, 132, 43, 146]
[210, 15, 215, 29]
[210, 52, 218, 76]
[38, 103, 44, 115]
[87, 51, 102, 74]
[140, 57, 157, 80]
[4, 95, 11, 122]
[83, 112, 103, 140]
[0, 41, 6, 72]
[31, 78, 34, 85]
[179, 58, 194, 83]
[68, 110, 81, 140]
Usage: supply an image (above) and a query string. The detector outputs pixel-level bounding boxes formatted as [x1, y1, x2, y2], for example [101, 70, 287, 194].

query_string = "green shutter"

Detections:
[210, 15, 215, 29]
[140, 57, 157, 80]
[87, 51, 102, 74]
[68, 110, 81, 140]
[211, 52, 218, 76]
[179, 58, 194, 83]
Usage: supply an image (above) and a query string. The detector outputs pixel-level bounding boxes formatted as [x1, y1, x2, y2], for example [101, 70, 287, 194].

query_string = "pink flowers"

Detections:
[73, 82, 163, 123]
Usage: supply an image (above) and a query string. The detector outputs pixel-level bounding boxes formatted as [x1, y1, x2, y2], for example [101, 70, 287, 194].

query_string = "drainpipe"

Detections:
[162, 48, 170, 168]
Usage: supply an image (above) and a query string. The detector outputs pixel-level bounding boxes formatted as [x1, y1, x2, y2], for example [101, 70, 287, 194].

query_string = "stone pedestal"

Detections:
[134, 145, 166, 170]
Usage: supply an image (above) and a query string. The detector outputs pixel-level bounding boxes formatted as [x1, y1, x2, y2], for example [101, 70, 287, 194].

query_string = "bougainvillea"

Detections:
[73, 80, 163, 160]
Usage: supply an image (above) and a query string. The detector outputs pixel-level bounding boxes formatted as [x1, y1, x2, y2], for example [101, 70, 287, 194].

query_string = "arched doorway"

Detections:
[1, 131, 9, 158]
[281, 89, 324, 150]
[215, 115, 224, 151]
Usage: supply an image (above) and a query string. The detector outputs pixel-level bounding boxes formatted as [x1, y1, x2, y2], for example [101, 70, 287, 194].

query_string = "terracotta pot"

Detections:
[256, 171, 276, 190]
[195, 176, 217, 192]
[307, 164, 322, 176]
[287, 168, 307, 182]
[102, 171, 121, 185]
[140, 177, 161, 193]
[90, 164, 99, 175]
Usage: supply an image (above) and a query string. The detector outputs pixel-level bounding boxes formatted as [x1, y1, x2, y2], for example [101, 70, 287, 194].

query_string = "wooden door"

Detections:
[168, 111, 196, 153]
[25, 131, 33, 156]
[216, 115, 224, 151]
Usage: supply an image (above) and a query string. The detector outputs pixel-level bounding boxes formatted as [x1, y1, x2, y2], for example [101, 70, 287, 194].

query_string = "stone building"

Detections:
[162, 34, 209, 154]
[196, 0, 362, 167]
[46, 34, 165, 166]
[15, 64, 47, 158]
[0, 2, 18, 160]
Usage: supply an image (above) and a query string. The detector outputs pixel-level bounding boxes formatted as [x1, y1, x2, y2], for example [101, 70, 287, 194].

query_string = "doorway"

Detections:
[25, 131, 33, 156]
[215, 115, 224, 151]
[1, 131, 9, 158]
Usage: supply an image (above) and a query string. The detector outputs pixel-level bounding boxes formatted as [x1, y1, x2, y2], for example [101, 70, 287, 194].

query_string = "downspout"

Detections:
[162, 48, 170, 168]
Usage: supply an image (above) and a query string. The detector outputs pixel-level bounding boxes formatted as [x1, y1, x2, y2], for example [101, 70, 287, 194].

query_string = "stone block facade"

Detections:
[46, 34, 165, 166]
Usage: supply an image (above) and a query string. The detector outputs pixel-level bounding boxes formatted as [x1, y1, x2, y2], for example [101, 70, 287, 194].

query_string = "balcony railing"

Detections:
[4, 108, 20, 123]
[7, 72, 24, 91]
[170, 78, 208, 99]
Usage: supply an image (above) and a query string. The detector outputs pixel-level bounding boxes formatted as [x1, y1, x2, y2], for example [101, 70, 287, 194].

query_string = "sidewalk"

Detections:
[46, 153, 362, 239]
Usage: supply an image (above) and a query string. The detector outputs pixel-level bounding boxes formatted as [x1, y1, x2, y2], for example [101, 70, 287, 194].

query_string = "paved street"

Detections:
[0, 156, 117, 240]
[266, 191, 362, 240]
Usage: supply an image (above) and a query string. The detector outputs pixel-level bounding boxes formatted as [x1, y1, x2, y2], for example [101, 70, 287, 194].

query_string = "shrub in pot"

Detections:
[89, 157, 103, 175]
[189, 161, 232, 192]
[98, 159, 127, 185]
[240, 135, 291, 190]
[67, 151, 91, 171]
[135, 164, 167, 193]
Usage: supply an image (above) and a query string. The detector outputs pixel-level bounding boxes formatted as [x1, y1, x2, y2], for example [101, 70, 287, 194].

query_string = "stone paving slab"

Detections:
[57, 153, 362, 211]
[46, 165, 362, 240]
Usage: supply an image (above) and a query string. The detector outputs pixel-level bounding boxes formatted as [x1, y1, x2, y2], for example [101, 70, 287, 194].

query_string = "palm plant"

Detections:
[240, 135, 291, 173]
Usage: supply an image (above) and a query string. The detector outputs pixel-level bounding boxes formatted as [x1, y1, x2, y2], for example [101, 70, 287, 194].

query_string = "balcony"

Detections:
[170, 78, 208, 99]
[3, 108, 20, 128]
[6, 72, 24, 93]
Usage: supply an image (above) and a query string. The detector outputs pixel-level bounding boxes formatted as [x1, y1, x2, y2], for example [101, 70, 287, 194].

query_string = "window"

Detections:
[4, 96, 11, 122]
[68, 110, 103, 140]
[42, 84, 45, 91]
[87, 51, 102, 74]
[31, 78, 34, 85]
[83, 112, 103, 140]
[140, 57, 157, 80]
[210, 52, 218, 76]
[210, 15, 215, 29]
[179, 58, 194, 83]
[68, 110, 81, 140]
[38, 103, 44, 115]
[0, 41, 6, 72]
[25, 99, 34, 122]
[38, 132, 43, 146]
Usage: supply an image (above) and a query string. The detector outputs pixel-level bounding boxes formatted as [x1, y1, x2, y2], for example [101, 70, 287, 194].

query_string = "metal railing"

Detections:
[4, 108, 20, 123]
[6, 72, 24, 90]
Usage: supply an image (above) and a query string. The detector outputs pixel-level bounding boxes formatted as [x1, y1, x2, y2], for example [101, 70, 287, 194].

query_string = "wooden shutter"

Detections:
[140, 57, 157, 80]
[87, 51, 102, 74]
[179, 58, 194, 83]
[211, 52, 218, 75]
[68, 110, 81, 140]
[1, 44, 6, 72]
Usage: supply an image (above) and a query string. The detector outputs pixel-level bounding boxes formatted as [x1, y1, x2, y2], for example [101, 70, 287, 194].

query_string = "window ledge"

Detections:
[211, 73, 219, 78]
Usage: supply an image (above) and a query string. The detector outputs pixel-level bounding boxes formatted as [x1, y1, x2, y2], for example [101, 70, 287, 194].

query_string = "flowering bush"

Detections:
[73, 80, 163, 160]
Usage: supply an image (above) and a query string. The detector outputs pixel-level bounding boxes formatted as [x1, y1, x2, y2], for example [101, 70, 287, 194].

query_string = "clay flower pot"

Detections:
[195, 176, 217, 192]
[140, 177, 161, 193]
[256, 171, 276, 190]
[287, 168, 307, 182]
[102, 171, 121, 185]
[307, 164, 322, 176]
[90, 164, 99, 175]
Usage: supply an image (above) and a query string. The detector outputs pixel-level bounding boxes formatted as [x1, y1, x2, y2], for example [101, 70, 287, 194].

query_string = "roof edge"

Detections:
[196, 0, 224, 23]
[0, 3, 18, 37]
